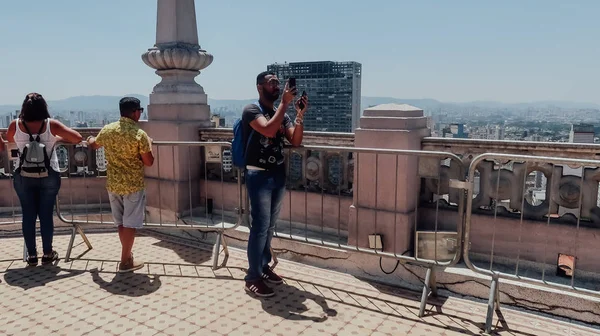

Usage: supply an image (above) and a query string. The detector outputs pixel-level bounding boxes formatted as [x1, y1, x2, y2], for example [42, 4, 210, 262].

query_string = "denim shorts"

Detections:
[108, 190, 146, 229]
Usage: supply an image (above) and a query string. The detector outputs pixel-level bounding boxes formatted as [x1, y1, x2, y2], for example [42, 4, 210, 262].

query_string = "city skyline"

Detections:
[1, 1, 599, 105]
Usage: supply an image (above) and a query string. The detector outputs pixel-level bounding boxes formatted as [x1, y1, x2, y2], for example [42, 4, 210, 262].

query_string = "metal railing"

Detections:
[55, 141, 243, 270]
[245, 145, 468, 317]
[0, 144, 28, 262]
[462, 153, 600, 334]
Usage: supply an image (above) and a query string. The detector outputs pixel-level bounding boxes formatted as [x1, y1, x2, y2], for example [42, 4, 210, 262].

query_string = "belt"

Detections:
[246, 165, 266, 171]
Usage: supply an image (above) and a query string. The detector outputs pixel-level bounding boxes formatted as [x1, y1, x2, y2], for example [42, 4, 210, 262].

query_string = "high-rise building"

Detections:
[211, 114, 225, 128]
[492, 125, 505, 140]
[267, 61, 362, 132]
[569, 123, 594, 144]
[442, 123, 468, 138]
[2, 111, 18, 128]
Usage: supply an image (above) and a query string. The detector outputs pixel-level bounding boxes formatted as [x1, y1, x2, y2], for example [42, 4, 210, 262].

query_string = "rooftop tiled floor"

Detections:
[0, 232, 598, 336]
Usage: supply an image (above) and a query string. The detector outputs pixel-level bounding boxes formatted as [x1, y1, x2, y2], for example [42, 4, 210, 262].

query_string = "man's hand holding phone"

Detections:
[295, 91, 308, 115]
[282, 79, 298, 106]
[295, 91, 308, 127]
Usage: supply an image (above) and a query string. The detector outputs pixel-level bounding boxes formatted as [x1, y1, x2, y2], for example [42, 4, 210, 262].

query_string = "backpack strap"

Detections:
[243, 102, 262, 163]
[20, 119, 43, 142]
[41, 120, 53, 169]
[254, 101, 265, 114]
[37, 119, 47, 136]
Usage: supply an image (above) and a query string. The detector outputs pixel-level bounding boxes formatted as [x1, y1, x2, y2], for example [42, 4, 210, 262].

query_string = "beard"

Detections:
[263, 90, 280, 102]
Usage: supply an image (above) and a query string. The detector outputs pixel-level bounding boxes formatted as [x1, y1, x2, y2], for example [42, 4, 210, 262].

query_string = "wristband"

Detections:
[295, 118, 304, 126]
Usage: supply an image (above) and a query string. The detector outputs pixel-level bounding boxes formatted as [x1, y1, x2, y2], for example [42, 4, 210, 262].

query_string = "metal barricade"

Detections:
[463, 153, 600, 334]
[246, 145, 467, 317]
[57, 141, 243, 270]
[0, 141, 27, 262]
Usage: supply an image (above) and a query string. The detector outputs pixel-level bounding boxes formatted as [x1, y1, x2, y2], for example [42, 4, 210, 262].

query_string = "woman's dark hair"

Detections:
[19, 93, 51, 122]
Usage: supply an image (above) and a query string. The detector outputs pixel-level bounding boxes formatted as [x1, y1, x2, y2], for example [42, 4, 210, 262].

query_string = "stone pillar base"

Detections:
[348, 103, 429, 257]
[348, 205, 415, 255]
[141, 112, 213, 220]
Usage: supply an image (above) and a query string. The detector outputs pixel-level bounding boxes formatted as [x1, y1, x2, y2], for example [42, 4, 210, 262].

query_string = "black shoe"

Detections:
[41, 251, 58, 265]
[245, 280, 275, 297]
[262, 267, 283, 285]
[26, 255, 38, 267]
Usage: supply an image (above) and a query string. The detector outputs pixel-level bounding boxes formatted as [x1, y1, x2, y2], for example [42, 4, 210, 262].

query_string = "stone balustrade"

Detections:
[423, 137, 600, 226]
[422, 137, 600, 161]
[193, 129, 600, 230]
[199, 128, 355, 195]
[421, 137, 600, 275]
[198, 128, 355, 146]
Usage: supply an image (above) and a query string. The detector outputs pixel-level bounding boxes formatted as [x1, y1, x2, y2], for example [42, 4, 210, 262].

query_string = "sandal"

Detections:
[26, 255, 38, 267]
[41, 251, 59, 265]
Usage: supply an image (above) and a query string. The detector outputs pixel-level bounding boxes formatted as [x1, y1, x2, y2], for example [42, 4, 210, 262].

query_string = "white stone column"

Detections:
[141, 0, 214, 221]
[142, 0, 213, 108]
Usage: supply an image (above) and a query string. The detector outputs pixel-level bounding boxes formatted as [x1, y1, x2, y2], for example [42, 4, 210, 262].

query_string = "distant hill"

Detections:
[0, 94, 149, 114]
[446, 100, 600, 110]
[48, 94, 150, 111]
[361, 97, 600, 111]
[1, 95, 598, 116]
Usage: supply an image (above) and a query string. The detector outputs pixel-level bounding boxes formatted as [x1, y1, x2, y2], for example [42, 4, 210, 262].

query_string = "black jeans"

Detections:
[13, 169, 61, 256]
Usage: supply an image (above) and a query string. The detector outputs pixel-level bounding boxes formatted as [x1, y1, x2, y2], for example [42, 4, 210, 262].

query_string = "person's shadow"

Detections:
[90, 268, 161, 297]
[3, 265, 85, 290]
[254, 282, 338, 322]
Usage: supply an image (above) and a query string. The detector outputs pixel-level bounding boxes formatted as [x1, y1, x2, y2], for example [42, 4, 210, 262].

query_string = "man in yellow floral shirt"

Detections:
[87, 97, 154, 272]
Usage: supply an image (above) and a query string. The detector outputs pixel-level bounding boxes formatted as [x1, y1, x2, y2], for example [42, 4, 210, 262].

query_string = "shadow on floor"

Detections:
[250, 282, 338, 323]
[0, 254, 546, 336]
[263, 273, 547, 336]
[152, 238, 213, 265]
[3, 264, 85, 290]
[90, 269, 162, 297]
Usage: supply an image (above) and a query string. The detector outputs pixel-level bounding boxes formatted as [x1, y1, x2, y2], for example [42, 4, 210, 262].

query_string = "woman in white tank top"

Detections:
[6, 93, 82, 266]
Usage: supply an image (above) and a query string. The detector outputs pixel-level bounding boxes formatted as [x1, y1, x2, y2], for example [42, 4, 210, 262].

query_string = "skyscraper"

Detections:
[569, 123, 595, 144]
[267, 61, 362, 132]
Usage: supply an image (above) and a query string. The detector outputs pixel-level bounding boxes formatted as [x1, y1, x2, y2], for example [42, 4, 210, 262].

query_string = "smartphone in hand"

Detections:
[298, 91, 307, 110]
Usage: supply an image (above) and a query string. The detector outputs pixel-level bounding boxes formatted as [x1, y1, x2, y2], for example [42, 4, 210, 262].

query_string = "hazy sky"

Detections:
[1, 0, 599, 104]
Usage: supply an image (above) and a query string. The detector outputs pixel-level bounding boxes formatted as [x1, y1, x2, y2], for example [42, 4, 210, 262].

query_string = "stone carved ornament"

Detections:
[424, 158, 600, 225]
[285, 150, 353, 194]
[142, 42, 213, 72]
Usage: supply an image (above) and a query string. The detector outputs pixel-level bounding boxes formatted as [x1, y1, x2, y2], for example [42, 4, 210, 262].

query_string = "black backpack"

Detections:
[19, 119, 52, 178]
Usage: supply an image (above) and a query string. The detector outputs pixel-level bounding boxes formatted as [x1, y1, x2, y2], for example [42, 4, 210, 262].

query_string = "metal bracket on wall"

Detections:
[449, 179, 471, 191]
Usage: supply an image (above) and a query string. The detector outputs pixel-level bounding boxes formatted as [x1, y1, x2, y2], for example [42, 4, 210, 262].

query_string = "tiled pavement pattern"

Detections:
[0, 233, 598, 336]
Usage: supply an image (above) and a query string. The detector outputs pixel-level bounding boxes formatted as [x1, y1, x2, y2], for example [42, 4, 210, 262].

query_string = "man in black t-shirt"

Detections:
[242, 71, 308, 297]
